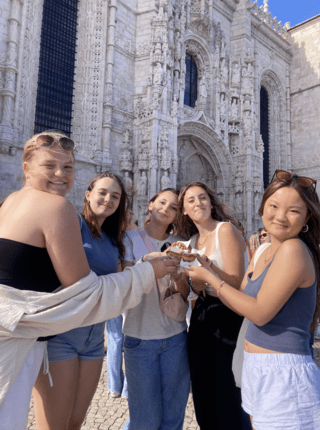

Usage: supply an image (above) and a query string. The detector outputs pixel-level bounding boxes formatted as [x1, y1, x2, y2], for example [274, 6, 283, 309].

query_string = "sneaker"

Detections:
[109, 391, 121, 398]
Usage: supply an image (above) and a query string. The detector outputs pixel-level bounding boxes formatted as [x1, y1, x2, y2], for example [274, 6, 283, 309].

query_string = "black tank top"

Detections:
[0, 238, 61, 341]
[0, 238, 60, 292]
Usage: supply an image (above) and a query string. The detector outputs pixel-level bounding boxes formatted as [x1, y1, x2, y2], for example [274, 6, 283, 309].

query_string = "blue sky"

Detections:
[259, 0, 320, 28]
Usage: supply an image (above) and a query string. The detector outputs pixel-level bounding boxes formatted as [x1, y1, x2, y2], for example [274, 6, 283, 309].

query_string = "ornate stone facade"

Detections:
[0, 0, 319, 234]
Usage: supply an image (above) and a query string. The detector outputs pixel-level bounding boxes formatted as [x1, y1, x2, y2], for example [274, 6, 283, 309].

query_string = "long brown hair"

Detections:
[81, 172, 128, 258]
[144, 188, 179, 234]
[176, 181, 239, 239]
[259, 177, 320, 332]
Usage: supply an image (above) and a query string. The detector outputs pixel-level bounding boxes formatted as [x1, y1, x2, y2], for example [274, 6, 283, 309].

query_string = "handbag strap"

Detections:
[138, 229, 169, 297]
[138, 229, 157, 254]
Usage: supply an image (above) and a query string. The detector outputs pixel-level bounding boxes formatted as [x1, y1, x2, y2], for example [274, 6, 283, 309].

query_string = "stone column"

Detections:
[286, 65, 291, 170]
[101, 0, 117, 169]
[0, 0, 22, 152]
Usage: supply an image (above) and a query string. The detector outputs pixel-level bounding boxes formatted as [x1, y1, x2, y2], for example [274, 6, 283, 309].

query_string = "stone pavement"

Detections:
[27, 341, 320, 430]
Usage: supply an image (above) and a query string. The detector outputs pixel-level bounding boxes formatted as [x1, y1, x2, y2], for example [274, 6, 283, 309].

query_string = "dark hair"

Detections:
[176, 181, 240, 239]
[259, 177, 320, 332]
[81, 172, 128, 258]
[144, 188, 179, 234]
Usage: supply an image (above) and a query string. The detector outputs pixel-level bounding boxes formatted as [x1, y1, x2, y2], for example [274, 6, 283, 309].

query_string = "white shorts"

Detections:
[242, 351, 320, 430]
[0, 341, 44, 430]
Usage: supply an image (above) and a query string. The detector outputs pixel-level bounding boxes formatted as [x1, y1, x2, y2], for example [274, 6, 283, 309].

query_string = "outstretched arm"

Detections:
[185, 239, 315, 326]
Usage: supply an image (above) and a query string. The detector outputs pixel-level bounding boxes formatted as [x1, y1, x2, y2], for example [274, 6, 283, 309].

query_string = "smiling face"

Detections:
[86, 177, 122, 225]
[262, 186, 308, 242]
[259, 228, 271, 243]
[148, 190, 178, 227]
[23, 145, 75, 196]
[183, 186, 212, 224]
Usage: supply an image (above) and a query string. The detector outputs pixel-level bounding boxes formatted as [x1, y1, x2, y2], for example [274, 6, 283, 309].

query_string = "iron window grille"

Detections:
[34, 0, 79, 136]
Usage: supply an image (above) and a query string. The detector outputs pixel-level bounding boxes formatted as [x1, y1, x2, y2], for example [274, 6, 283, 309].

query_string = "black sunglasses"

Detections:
[33, 134, 75, 151]
[259, 233, 269, 239]
[271, 170, 317, 192]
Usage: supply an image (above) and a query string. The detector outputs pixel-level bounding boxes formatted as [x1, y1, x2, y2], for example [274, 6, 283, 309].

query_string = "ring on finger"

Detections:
[209, 260, 213, 268]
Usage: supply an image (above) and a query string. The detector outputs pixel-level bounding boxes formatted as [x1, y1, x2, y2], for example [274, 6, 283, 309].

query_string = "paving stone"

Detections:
[27, 344, 320, 429]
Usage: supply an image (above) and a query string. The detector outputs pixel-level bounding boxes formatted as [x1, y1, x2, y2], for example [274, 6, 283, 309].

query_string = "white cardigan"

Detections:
[0, 263, 155, 405]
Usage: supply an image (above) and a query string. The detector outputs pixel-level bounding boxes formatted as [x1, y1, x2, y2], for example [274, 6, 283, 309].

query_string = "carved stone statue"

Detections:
[199, 77, 208, 101]
[161, 170, 172, 190]
[137, 171, 147, 196]
[235, 193, 243, 213]
[220, 93, 226, 116]
[124, 171, 133, 196]
[171, 94, 179, 117]
[154, 63, 164, 85]
[231, 98, 238, 118]
[231, 63, 240, 87]
[154, 37, 162, 55]
[220, 58, 228, 82]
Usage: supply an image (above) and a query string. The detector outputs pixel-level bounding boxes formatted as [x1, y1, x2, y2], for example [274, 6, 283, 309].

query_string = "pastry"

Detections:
[181, 252, 197, 262]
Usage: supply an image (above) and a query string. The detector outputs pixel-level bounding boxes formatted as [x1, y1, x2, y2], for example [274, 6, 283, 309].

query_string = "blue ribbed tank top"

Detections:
[243, 242, 317, 355]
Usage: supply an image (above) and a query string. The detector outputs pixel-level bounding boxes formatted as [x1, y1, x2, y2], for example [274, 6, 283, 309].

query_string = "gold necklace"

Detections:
[198, 230, 213, 246]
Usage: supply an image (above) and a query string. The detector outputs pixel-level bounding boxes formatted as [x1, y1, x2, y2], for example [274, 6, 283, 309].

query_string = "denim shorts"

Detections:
[47, 322, 105, 362]
[242, 351, 320, 429]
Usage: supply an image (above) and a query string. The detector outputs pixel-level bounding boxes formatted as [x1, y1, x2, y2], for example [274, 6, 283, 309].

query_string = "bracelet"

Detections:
[216, 281, 225, 297]
[141, 255, 145, 262]
[210, 260, 214, 269]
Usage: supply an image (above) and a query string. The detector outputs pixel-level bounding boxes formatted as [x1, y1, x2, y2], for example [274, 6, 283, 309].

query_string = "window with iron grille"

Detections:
[260, 86, 270, 189]
[34, 0, 79, 136]
[184, 54, 198, 108]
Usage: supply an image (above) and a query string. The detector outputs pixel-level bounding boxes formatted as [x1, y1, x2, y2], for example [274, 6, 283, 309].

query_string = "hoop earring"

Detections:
[301, 224, 309, 233]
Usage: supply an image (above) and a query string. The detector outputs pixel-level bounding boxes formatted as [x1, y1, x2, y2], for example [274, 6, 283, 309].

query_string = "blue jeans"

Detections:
[106, 315, 128, 397]
[122, 331, 190, 430]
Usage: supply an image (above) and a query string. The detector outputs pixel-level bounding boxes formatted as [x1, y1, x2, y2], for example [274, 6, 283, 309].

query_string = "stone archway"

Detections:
[178, 121, 233, 201]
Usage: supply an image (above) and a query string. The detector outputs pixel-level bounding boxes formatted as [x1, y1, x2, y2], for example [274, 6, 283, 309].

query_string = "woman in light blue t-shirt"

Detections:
[33, 172, 128, 429]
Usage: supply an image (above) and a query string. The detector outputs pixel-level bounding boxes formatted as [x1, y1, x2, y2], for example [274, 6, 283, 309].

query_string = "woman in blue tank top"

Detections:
[185, 171, 320, 430]
[33, 172, 128, 429]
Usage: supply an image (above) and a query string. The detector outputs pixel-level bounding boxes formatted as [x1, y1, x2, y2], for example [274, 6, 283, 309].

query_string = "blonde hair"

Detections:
[22, 131, 75, 182]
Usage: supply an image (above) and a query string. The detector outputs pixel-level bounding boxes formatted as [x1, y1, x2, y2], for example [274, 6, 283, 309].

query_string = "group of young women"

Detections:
[0, 130, 320, 430]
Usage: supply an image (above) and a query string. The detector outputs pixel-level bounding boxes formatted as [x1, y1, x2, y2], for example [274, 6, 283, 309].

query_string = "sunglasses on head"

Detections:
[271, 170, 317, 191]
[34, 134, 75, 151]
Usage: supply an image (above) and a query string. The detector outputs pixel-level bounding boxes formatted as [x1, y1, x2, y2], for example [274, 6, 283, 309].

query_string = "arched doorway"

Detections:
[177, 121, 233, 202]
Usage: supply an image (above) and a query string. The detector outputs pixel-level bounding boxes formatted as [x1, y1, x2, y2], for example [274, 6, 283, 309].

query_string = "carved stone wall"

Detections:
[289, 16, 320, 184]
[0, 0, 319, 235]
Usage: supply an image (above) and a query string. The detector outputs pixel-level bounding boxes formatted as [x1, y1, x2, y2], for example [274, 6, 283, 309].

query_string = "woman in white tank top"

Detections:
[177, 181, 247, 430]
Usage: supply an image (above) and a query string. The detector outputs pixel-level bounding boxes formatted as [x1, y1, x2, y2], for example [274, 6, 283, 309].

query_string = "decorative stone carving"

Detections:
[124, 171, 133, 196]
[137, 171, 147, 196]
[231, 63, 240, 88]
[171, 94, 179, 117]
[198, 76, 208, 102]
[159, 127, 172, 171]
[161, 170, 172, 190]
[235, 193, 243, 213]
[120, 130, 133, 172]
[154, 63, 164, 85]
[254, 193, 260, 215]
[230, 98, 238, 119]
[257, 135, 265, 153]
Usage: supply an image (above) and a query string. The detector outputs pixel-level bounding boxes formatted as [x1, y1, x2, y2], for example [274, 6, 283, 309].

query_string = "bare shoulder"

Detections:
[219, 222, 245, 247]
[276, 238, 312, 263]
